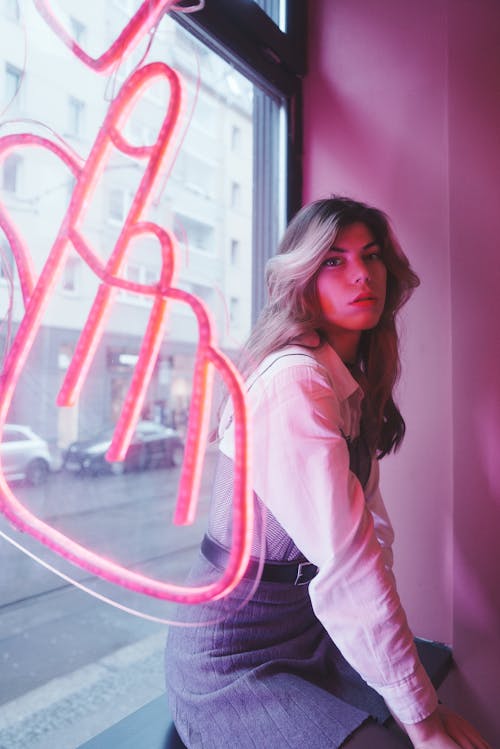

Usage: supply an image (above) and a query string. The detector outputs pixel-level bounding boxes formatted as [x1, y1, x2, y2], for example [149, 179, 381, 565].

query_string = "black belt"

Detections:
[201, 534, 319, 586]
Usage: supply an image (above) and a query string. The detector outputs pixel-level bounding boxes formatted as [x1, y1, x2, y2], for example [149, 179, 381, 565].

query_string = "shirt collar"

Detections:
[291, 331, 361, 403]
[315, 341, 362, 403]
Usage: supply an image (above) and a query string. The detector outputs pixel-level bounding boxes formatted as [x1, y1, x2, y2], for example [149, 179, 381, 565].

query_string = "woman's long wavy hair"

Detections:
[237, 196, 420, 458]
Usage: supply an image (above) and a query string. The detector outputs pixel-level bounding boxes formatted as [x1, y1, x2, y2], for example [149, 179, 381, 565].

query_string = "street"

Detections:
[0, 448, 218, 707]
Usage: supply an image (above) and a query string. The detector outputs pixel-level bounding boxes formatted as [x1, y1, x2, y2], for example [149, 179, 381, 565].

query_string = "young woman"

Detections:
[165, 197, 489, 749]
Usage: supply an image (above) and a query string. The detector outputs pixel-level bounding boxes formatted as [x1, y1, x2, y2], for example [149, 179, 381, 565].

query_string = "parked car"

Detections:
[0, 424, 52, 485]
[63, 420, 184, 476]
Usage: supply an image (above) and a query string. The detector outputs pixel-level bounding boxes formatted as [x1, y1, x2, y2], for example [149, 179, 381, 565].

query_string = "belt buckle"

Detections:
[294, 561, 315, 586]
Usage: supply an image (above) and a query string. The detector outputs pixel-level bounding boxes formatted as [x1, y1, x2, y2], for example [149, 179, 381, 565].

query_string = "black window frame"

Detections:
[173, 0, 306, 318]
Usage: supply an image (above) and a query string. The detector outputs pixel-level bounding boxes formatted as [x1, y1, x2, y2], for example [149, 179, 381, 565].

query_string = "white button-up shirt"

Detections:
[218, 339, 438, 725]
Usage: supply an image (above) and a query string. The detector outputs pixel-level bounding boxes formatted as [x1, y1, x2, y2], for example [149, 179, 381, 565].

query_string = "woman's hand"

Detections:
[403, 704, 491, 749]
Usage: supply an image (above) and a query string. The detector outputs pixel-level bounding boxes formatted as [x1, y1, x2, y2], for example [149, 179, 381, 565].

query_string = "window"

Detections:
[229, 296, 240, 325]
[4, 0, 19, 22]
[191, 282, 215, 306]
[145, 267, 159, 285]
[192, 97, 217, 135]
[2, 427, 25, 442]
[2, 153, 21, 193]
[230, 181, 241, 209]
[231, 124, 242, 152]
[108, 188, 127, 222]
[0, 1, 305, 745]
[70, 17, 86, 44]
[182, 152, 215, 199]
[58, 344, 73, 370]
[0, 235, 13, 281]
[230, 238, 240, 266]
[66, 176, 77, 204]
[67, 96, 84, 137]
[173, 213, 215, 253]
[119, 263, 143, 303]
[5, 63, 22, 110]
[62, 257, 80, 293]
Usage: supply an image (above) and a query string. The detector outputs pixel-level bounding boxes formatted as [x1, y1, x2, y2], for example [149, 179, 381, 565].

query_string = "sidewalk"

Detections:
[0, 631, 167, 749]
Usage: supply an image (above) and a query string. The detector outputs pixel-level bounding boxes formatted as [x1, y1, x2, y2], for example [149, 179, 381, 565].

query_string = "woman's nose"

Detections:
[352, 262, 369, 284]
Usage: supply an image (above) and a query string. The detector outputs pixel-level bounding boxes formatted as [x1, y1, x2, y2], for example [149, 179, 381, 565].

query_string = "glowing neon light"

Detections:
[0, 61, 253, 604]
[33, 0, 205, 73]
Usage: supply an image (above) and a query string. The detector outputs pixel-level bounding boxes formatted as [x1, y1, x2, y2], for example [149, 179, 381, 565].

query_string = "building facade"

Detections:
[0, 0, 254, 448]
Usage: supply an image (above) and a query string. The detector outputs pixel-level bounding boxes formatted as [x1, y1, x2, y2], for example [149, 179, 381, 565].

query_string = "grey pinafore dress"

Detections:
[164, 433, 392, 749]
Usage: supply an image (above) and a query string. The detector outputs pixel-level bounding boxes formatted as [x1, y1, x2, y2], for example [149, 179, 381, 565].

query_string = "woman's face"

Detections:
[316, 222, 387, 339]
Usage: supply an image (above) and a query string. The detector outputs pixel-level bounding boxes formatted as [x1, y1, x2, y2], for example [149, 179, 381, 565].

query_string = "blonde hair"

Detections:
[237, 196, 420, 457]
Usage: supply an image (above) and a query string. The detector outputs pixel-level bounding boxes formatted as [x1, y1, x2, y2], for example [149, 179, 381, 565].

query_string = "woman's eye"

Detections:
[322, 256, 343, 267]
[366, 252, 382, 262]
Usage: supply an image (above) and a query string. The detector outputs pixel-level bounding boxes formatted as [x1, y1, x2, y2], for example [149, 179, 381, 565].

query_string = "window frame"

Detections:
[173, 0, 306, 319]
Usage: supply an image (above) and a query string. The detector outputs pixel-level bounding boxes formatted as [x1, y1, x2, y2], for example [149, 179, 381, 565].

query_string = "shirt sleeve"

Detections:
[242, 363, 438, 725]
[364, 458, 395, 572]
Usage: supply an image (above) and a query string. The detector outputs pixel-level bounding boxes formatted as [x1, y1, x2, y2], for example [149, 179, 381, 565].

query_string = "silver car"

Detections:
[0, 424, 52, 485]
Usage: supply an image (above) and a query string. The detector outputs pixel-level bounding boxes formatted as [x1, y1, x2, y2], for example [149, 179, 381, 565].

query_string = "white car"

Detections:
[0, 424, 52, 485]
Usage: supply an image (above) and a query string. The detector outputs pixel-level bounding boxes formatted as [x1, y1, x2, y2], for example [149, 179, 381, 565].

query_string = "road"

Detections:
[0, 449, 218, 708]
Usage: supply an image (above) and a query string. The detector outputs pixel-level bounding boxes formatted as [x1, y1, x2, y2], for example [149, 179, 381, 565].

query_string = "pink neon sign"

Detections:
[0, 61, 253, 604]
[33, 0, 205, 73]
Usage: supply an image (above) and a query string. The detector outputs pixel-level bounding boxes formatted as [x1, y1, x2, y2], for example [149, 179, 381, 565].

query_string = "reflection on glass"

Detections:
[0, 3, 282, 745]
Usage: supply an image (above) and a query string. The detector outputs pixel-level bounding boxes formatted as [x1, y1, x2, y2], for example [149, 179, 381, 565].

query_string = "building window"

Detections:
[125, 264, 141, 285]
[108, 188, 126, 222]
[119, 263, 151, 305]
[191, 282, 214, 307]
[193, 96, 217, 136]
[4, 63, 22, 110]
[70, 17, 86, 44]
[185, 153, 215, 199]
[68, 96, 84, 137]
[230, 181, 241, 209]
[230, 296, 240, 326]
[231, 125, 242, 152]
[65, 176, 77, 206]
[58, 344, 73, 370]
[0, 235, 14, 281]
[145, 267, 158, 285]
[173, 213, 215, 253]
[4, 0, 20, 22]
[62, 257, 80, 293]
[230, 239, 240, 266]
[2, 153, 21, 193]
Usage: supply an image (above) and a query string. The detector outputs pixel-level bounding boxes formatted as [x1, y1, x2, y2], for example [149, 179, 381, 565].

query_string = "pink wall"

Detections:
[304, 0, 500, 742]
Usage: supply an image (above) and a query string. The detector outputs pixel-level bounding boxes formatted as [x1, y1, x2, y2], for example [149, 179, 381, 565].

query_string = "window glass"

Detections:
[2, 428, 25, 442]
[253, 0, 287, 31]
[0, 2, 287, 746]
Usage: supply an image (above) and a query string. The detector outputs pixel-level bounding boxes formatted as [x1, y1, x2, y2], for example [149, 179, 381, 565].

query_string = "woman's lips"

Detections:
[350, 295, 377, 304]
